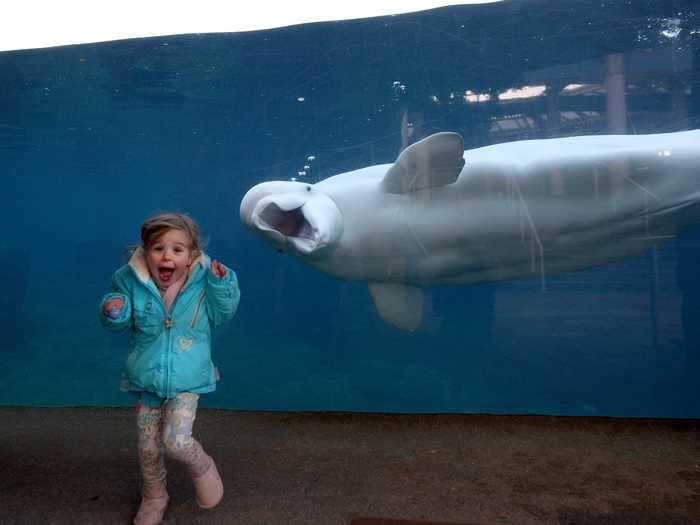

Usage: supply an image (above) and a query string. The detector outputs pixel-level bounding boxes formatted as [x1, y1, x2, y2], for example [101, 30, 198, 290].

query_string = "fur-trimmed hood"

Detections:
[127, 247, 209, 285]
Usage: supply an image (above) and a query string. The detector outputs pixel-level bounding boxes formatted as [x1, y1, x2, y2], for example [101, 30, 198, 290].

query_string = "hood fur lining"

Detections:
[128, 247, 207, 284]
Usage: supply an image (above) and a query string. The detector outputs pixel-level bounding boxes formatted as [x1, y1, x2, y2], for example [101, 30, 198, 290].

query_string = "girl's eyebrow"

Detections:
[150, 242, 189, 248]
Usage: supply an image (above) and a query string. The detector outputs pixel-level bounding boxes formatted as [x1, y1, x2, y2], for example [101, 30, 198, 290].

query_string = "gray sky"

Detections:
[1, 1, 501, 52]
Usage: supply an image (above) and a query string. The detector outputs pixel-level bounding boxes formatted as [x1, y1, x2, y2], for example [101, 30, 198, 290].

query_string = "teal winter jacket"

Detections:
[99, 248, 240, 399]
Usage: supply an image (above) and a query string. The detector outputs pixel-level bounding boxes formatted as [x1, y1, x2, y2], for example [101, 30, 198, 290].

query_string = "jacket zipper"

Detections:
[137, 281, 175, 398]
[137, 280, 172, 398]
[161, 277, 199, 398]
[131, 263, 198, 399]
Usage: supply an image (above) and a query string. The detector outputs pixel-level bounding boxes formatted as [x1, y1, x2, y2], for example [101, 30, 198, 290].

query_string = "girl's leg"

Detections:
[136, 402, 167, 495]
[134, 402, 168, 525]
[162, 393, 209, 475]
[162, 393, 223, 508]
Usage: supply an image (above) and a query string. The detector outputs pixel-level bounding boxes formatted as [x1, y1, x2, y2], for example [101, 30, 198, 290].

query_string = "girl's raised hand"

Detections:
[211, 259, 228, 279]
[103, 297, 125, 319]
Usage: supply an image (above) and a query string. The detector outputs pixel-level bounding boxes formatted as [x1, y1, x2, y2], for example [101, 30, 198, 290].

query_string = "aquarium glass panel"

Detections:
[1, 0, 699, 416]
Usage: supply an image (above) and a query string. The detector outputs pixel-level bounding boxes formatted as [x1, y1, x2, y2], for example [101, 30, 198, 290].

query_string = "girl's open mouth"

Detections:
[158, 267, 175, 281]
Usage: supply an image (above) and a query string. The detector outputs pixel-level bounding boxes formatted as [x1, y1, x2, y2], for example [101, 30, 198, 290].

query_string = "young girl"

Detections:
[99, 213, 240, 525]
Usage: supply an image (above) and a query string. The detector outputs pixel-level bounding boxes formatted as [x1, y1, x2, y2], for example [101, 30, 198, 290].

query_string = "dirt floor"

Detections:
[0, 407, 698, 525]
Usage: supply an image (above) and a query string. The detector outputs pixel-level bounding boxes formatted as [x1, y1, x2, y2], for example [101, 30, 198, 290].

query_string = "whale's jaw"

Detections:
[241, 182, 343, 256]
[253, 197, 325, 255]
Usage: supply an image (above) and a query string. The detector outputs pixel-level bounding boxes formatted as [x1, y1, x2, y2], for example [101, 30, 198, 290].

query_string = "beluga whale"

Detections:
[240, 130, 700, 331]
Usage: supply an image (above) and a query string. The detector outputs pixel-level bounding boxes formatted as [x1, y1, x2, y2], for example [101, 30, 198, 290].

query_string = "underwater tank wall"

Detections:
[2, 0, 700, 416]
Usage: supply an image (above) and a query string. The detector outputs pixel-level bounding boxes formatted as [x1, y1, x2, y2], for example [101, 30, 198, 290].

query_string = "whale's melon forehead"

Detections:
[315, 165, 391, 200]
[240, 180, 311, 219]
[318, 164, 391, 184]
[252, 180, 311, 196]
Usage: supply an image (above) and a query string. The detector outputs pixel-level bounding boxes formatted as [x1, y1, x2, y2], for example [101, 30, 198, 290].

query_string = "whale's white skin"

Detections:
[240, 130, 700, 330]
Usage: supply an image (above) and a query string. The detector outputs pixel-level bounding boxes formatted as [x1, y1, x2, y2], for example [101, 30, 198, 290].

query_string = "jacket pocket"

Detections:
[171, 341, 214, 391]
[133, 306, 162, 342]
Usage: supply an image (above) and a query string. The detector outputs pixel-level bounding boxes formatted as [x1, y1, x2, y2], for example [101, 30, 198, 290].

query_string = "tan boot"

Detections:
[192, 456, 224, 509]
[133, 484, 169, 525]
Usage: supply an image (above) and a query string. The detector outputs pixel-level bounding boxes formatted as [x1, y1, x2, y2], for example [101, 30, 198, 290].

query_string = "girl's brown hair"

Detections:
[140, 212, 205, 255]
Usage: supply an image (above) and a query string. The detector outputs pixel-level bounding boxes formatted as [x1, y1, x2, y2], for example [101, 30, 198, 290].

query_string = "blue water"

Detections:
[2, 1, 699, 416]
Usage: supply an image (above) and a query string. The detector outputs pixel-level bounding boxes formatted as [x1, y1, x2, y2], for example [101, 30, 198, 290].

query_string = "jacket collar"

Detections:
[128, 247, 208, 284]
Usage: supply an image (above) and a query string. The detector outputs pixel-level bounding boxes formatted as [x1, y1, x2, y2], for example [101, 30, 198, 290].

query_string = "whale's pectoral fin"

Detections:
[383, 132, 465, 194]
[368, 282, 425, 331]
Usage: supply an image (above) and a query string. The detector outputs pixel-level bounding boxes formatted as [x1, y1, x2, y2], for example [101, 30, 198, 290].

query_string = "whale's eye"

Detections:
[306, 186, 311, 192]
[276, 248, 284, 253]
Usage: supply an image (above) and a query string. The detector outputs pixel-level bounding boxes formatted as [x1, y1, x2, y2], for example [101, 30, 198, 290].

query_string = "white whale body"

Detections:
[240, 130, 700, 331]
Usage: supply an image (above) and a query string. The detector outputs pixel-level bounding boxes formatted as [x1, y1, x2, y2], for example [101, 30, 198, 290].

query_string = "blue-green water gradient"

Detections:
[1, 0, 699, 416]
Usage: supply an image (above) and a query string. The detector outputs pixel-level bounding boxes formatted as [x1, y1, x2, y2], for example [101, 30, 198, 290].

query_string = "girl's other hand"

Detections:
[211, 260, 228, 279]
[103, 297, 125, 319]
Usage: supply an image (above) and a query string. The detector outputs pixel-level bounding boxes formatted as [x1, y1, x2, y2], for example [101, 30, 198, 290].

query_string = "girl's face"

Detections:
[145, 228, 197, 289]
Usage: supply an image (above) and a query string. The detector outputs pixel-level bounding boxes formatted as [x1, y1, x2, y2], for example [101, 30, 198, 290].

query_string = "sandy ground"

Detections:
[0, 407, 698, 525]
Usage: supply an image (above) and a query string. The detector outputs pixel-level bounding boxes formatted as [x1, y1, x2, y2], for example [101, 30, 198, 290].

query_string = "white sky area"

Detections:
[1, 1, 501, 52]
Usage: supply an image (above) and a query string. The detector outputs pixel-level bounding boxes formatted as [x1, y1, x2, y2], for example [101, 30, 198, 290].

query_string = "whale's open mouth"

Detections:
[241, 182, 343, 257]
[255, 201, 322, 254]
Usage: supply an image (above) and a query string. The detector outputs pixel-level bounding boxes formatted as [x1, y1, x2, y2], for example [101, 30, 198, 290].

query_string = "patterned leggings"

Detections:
[136, 393, 211, 497]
